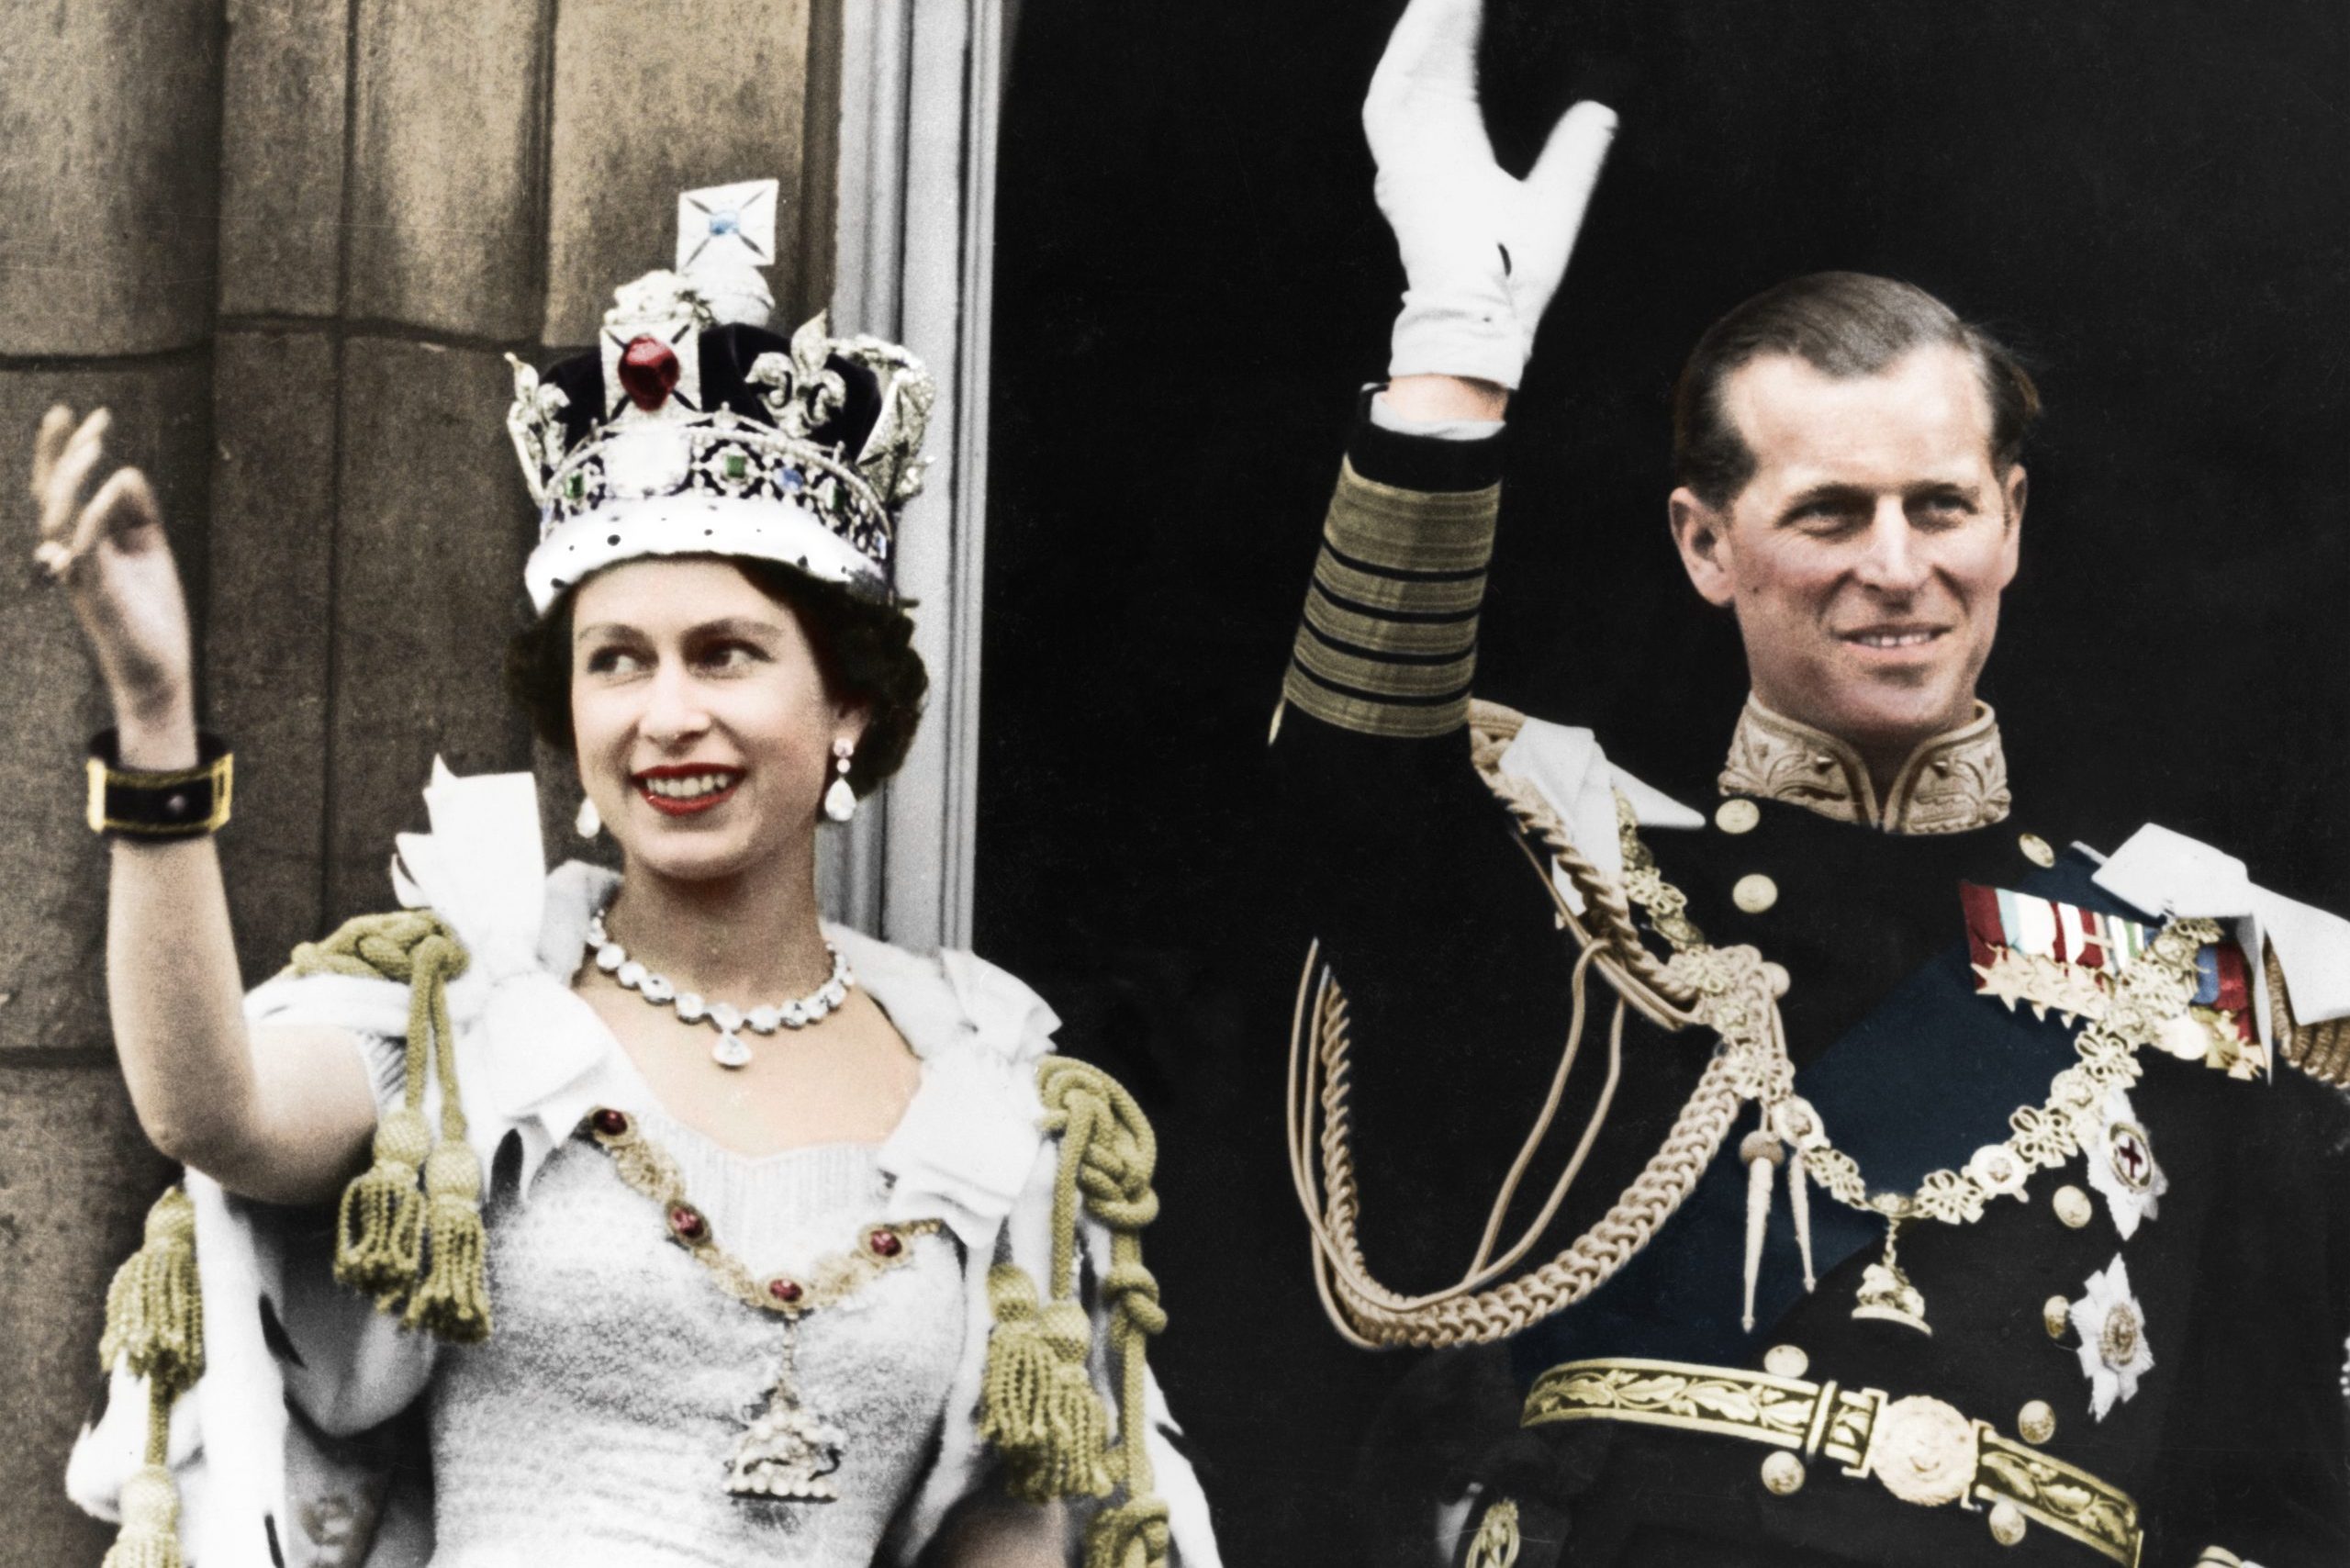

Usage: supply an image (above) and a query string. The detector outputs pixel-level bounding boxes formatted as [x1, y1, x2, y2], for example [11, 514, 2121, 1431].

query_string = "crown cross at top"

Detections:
[505, 177, 935, 612]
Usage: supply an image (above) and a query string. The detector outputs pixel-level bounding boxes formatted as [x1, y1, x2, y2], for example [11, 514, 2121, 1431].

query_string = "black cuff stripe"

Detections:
[1309, 581, 1482, 626]
[1296, 617, 1479, 668]
[1319, 539, 1490, 585]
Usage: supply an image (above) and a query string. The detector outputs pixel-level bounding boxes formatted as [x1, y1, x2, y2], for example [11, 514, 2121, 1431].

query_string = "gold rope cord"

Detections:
[285, 909, 490, 1341]
[1284, 706, 1751, 1348]
[1034, 1059, 1175, 1568]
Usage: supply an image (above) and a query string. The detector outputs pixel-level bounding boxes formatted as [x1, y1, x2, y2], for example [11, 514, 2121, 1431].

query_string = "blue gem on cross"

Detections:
[710, 209, 740, 236]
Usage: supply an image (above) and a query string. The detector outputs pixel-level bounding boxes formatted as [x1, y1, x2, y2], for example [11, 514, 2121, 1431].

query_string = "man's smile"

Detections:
[1838, 623, 1949, 651]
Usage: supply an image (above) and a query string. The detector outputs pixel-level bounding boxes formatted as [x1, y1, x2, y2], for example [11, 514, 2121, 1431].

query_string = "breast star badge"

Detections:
[2083, 1085, 2166, 1240]
[2068, 1254, 2154, 1419]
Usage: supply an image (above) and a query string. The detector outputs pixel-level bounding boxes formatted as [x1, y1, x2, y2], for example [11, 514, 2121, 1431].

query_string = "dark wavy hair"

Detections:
[1673, 272, 2042, 510]
[504, 558, 927, 799]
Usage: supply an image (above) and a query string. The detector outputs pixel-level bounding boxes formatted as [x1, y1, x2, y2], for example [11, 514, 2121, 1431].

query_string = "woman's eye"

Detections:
[699, 641, 765, 671]
[584, 647, 645, 676]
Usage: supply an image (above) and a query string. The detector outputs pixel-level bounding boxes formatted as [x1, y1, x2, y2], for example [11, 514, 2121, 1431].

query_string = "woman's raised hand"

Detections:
[1366, 0, 1617, 392]
[30, 406, 196, 747]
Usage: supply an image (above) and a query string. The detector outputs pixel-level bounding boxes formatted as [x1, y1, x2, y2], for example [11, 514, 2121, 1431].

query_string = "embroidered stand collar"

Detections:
[1718, 695, 2012, 834]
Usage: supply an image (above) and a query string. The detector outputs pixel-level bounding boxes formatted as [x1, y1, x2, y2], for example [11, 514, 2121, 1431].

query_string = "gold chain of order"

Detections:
[1608, 793, 2221, 1229]
[582, 1108, 939, 1318]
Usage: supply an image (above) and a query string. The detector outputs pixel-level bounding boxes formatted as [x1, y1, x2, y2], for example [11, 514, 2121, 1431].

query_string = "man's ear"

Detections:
[1997, 463, 2028, 588]
[1669, 487, 1739, 609]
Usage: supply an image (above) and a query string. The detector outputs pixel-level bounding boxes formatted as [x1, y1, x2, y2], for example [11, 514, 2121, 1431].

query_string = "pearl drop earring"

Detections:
[823, 738, 857, 823]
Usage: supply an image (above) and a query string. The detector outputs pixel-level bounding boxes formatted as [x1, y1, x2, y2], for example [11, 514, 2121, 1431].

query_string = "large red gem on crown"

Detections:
[618, 334, 681, 411]
[867, 1227, 903, 1259]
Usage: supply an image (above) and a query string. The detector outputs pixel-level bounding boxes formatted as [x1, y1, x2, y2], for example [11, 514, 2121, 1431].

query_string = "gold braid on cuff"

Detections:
[1279, 459, 1496, 741]
[1523, 1358, 2142, 1566]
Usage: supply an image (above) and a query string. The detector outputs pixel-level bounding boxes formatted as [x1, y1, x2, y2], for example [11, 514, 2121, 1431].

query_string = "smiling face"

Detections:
[569, 558, 862, 885]
[1669, 343, 2026, 774]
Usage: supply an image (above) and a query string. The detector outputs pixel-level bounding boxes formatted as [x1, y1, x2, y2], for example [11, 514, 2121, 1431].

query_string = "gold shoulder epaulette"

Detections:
[979, 1058, 1172, 1568]
[2265, 946, 2350, 1087]
[285, 910, 492, 1342]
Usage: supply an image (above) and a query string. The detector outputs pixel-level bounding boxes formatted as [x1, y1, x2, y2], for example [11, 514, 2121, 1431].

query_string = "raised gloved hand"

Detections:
[1367, 0, 1617, 389]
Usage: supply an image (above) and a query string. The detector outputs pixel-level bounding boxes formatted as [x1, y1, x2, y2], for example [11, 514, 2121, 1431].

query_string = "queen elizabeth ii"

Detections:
[42, 185, 1216, 1568]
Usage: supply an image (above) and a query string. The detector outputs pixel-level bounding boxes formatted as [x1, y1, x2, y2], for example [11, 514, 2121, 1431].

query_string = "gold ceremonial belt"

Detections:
[1523, 1358, 2142, 1565]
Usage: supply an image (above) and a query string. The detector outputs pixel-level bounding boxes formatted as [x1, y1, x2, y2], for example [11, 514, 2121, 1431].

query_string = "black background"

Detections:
[978, 3, 2348, 1562]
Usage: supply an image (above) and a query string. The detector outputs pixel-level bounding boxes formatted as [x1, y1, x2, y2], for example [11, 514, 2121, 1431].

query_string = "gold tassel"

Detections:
[401, 1139, 492, 1342]
[1084, 1496, 1172, 1568]
[99, 1188, 204, 1394]
[978, 1263, 1113, 1502]
[334, 1106, 431, 1303]
[292, 910, 491, 1342]
[100, 1463, 184, 1568]
[1789, 1150, 1817, 1292]
[99, 1192, 202, 1568]
[1739, 1127, 1782, 1333]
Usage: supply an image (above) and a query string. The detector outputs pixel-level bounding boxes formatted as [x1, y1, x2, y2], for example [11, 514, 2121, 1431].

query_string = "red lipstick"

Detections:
[632, 764, 744, 817]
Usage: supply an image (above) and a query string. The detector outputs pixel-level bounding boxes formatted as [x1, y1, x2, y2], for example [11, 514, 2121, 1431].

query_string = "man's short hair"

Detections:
[1672, 272, 2042, 509]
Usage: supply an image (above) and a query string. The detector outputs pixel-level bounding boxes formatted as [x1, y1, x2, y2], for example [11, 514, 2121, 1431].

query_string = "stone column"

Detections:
[0, 1, 841, 1559]
[0, 4, 224, 1560]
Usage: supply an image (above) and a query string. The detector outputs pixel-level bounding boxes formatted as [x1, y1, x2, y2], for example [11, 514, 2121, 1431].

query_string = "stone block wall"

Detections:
[0, 3, 835, 1558]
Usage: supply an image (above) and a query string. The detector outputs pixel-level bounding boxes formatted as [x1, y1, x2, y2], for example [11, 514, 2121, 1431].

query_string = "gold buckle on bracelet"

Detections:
[1522, 1357, 2142, 1565]
[84, 747, 234, 836]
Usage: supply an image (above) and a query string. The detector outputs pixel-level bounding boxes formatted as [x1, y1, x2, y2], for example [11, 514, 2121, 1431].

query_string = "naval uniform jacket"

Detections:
[1270, 408, 2350, 1566]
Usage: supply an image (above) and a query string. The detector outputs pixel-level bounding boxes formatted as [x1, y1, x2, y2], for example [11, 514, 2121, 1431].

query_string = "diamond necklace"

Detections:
[586, 911, 854, 1070]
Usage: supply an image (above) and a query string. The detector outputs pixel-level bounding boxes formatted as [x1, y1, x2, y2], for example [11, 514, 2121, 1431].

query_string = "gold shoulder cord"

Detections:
[1286, 703, 1746, 1349]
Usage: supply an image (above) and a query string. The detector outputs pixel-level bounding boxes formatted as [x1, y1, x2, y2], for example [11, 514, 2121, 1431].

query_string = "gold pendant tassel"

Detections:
[1740, 1126, 1785, 1333]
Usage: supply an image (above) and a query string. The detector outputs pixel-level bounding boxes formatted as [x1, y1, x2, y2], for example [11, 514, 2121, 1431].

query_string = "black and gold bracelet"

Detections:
[85, 731, 233, 838]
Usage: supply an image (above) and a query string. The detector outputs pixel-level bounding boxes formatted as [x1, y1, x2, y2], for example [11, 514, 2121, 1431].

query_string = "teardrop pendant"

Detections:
[822, 775, 857, 823]
[712, 1032, 754, 1070]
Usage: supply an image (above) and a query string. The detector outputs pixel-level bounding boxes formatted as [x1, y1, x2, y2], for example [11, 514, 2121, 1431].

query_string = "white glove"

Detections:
[1366, 0, 1617, 388]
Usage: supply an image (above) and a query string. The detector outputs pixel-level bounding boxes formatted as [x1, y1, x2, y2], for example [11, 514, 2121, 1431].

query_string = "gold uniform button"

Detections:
[1986, 1499, 2028, 1546]
[1733, 873, 1779, 914]
[2017, 1400, 2056, 1444]
[2043, 1294, 2073, 1338]
[2019, 833, 2056, 868]
[1762, 1343, 1808, 1379]
[1759, 1450, 1806, 1495]
[1716, 798, 1761, 834]
[2053, 1184, 2094, 1228]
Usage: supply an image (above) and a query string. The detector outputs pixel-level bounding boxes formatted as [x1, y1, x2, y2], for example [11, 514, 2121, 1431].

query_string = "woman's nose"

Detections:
[637, 662, 711, 744]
